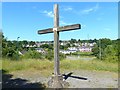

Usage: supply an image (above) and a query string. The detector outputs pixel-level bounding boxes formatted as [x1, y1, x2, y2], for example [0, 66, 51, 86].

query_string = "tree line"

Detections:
[92, 38, 119, 62]
[1, 32, 119, 62]
[1, 33, 65, 60]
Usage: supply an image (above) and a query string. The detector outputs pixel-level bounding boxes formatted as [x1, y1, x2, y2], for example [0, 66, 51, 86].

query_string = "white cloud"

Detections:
[60, 20, 71, 26]
[81, 3, 99, 14]
[60, 6, 73, 11]
[64, 7, 73, 11]
[41, 10, 64, 19]
[42, 10, 54, 18]
[60, 20, 67, 25]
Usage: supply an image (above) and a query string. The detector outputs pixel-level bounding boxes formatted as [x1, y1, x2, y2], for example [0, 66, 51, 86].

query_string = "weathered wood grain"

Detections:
[38, 24, 81, 34]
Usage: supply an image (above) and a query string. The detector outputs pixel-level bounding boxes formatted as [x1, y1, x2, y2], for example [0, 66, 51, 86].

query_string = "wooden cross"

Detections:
[38, 4, 81, 77]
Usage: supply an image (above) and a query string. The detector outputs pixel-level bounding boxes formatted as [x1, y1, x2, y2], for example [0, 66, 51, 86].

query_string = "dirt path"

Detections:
[3, 69, 117, 88]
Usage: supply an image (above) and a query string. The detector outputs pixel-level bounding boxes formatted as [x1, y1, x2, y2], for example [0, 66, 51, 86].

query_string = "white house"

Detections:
[68, 47, 78, 51]
[78, 46, 92, 52]
[35, 48, 45, 53]
[60, 50, 71, 54]
[60, 50, 77, 54]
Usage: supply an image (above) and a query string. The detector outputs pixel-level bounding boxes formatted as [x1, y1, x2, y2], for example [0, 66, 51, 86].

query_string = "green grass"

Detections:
[72, 52, 93, 56]
[2, 59, 54, 73]
[2, 58, 118, 75]
[61, 59, 118, 72]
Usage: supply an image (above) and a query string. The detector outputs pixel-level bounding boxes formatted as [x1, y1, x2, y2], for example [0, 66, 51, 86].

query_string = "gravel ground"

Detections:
[3, 69, 118, 88]
[63, 70, 118, 88]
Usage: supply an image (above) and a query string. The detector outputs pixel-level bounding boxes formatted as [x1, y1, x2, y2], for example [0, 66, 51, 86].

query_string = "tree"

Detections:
[2, 33, 8, 57]
[29, 41, 35, 46]
[99, 38, 112, 50]
[70, 38, 77, 44]
[60, 45, 65, 50]
[2, 33, 20, 60]
[22, 40, 28, 47]
[93, 39, 97, 43]
[104, 45, 118, 62]
[78, 39, 81, 43]
[40, 44, 53, 50]
[0, 32, 2, 57]
[92, 44, 99, 57]
[89, 39, 94, 43]
[92, 38, 118, 62]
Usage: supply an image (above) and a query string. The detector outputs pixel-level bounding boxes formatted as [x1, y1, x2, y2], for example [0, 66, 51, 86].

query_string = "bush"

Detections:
[45, 51, 66, 61]
[45, 50, 54, 61]
[104, 45, 118, 63]
[23, 50, 43, 59]
[12, 52, 21, 60]
[59, 53, 66, 60]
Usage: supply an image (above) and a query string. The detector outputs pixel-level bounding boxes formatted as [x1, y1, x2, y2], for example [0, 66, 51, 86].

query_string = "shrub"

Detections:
[23, 50, 43, 59]
[59, 53, 66, 60]
[45, 50, 54, 61]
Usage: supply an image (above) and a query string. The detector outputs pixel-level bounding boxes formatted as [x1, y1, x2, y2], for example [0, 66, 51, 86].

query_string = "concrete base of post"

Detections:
[48, 75, 69, 88]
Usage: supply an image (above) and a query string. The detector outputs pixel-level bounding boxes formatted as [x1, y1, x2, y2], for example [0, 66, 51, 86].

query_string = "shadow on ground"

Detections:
[62, 72, 87, 80]
[1, 70, 46, 89]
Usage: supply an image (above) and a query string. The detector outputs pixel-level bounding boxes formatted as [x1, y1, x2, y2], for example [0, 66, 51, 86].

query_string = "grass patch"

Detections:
[2, 58, 118, 75]
[61, 59, 118, 72]
[2, 59, 54, 73]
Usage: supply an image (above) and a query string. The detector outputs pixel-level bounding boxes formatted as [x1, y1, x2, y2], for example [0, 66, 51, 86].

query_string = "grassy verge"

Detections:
[61, 59, 118, 72]
[2, 59, 53, 73]
[2, 58, 118, 76]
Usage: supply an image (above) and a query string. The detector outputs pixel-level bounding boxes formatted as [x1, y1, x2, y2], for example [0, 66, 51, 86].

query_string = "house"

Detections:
[89, 42, 96, 47]
[60, 50, 77, 54]
[68, 47, 78, 51]
[60, 50, 71, 54]
[35, 48, 45, 53]
[35, 42, 43, 47]
[19, 50, 27, 55]
[78, 46, 92, 52]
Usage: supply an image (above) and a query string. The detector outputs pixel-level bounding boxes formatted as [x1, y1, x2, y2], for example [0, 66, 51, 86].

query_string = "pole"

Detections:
[52, 4, 63, 88]
[54, 4, 60, 75]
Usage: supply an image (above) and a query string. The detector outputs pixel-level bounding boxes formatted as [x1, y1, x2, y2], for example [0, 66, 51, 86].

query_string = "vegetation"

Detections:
[1, 32, 119, 75]
[1, 33, 66, 61]
[22, 50, 43, 59]
[92, 38, 119, 63]
[2, 58, 118, 76]
[72, 52, 93, 56]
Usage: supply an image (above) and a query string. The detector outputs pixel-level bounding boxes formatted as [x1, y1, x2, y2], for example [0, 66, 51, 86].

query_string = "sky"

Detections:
[2, 2, 118, 41]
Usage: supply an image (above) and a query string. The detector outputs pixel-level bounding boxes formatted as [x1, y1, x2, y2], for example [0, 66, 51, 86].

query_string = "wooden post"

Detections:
[54, 4, 60, 75]
[52, 4, 63, 88]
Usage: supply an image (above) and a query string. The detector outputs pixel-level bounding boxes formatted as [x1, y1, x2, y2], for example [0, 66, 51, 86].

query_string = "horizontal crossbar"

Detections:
[38, 24, 81, 34]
